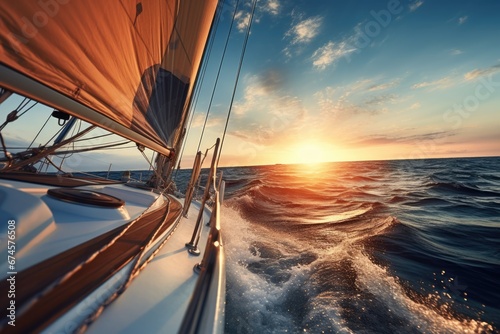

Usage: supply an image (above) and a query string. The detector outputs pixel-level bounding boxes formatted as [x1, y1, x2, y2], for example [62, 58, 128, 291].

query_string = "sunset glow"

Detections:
[283, 141, 337, 165]
[187, 0, 500, 167]
[2, 0, 499, 170]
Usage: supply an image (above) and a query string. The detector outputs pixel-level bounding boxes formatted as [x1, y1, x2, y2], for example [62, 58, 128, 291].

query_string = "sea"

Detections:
[104, 156, 500, 333]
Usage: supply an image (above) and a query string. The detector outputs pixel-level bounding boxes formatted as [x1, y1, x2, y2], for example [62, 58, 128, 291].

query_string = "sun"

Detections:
[285, 141, 334, 165]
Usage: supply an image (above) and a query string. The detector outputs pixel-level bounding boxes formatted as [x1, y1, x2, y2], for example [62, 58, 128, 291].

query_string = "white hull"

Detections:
[85, 201, 225, 334]
[0, 176, 225, 333]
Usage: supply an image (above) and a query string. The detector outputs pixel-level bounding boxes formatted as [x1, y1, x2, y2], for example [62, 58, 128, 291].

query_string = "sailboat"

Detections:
[0, 1, 232, 332]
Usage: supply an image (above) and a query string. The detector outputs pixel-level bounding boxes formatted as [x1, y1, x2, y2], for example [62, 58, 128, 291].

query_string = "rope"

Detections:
[0, 132, 10, 162]
[140, 149, 166, 188]
[217, 0, 258, 166]
[1, 125, 96, 173]
[43, 155, 66, 173]
[15, 97, 29, 111]
[77, 193, 177, 333]
[125, 197, 172, 284]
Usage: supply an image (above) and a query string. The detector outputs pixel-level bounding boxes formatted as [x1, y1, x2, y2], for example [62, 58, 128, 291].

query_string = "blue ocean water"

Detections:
[217, 157, 500, 333]
[104, 156, 500, 333]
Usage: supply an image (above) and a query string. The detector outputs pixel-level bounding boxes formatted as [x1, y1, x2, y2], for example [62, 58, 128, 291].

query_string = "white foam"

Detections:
[222, 205, 316, 332]
[221, 203, 494, 333]
[353, 250, 494, 333]
[221, 204, 357, 332]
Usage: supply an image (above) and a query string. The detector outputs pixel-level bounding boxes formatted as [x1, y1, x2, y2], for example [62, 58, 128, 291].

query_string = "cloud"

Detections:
[410, 102, 421, 110]
[364, 94, 400, 107]
[450, 49, 463, 56]
[311, 41, 356, 70]
[233, 69, 286, 116]
[314, 79, 401, 118]
[349, 130, 455, 147]
[314, 86, 357, 118]
[458, 16, 468, 25]
[367, 80, 400, 92]
[348, 79, 374, 92]
[309, 19, 389, 70]
[409, 1, 424, 12]
[229, 93, 306, 146]
[233, 1, 279, 34]
[229, 72, 306, 146]
[235, 10, 251, 32]
[464, 64, 500, 81]
[190, 113, 224, 129]
[411, 76, 454, 90]
[263, 0, 280, 15]
[286, 16, 322, 45]
[411, 65, 500, 90]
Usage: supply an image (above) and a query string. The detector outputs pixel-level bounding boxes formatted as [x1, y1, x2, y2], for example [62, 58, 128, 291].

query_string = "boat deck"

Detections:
[2, 198, 182, 333]
[86, 201, 218, 334]
[0, 171, 122, 187]
[0, 174, 224, 333]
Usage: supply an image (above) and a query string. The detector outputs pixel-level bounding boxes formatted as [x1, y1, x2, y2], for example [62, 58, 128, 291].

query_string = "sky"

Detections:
[2, 0, 500, 170]
[186, 0, 500, 167]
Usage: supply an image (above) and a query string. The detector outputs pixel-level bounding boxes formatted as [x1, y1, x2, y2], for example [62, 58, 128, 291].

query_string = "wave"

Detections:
[480, 173, 500, 182]
[222, 205, 399, 333]
[299, 207, 373, 225]
[299, 203, 388, 226]
[255, 184, 335, 202]
[227, 185, 392, 231]
[389, 195, 407, 203]
[342, 175, 379, 183]
[404, 197, 452, 207]
[352, 252, 494, 333]
[218, 157, 500, 332]
[427, 181, 500, 197]
[222, 203, 494, 333]
[222, 178, 252, 187]
[222, 205, 314, 333]
[338, 188, 383, 201]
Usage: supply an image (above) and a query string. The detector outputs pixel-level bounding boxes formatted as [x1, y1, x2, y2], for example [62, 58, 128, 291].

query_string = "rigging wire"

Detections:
[17, 100, 38, 118]
[43, 155, 66, 174]
[196, 0, 240, 154]
[72, 132, 114, 143]
[42, 122, 67, 148]
[53, 141, 133, 155]
[0, 98, 38, 132]
[217, 0, 258, 166]
[57, 139, 130, 151]
[56, 118, 82, 169]
[15, 97, 29, 111]
[27, 114, 52, 149]
[1, 124, 96, 173]
[173, 0, 225, 179]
